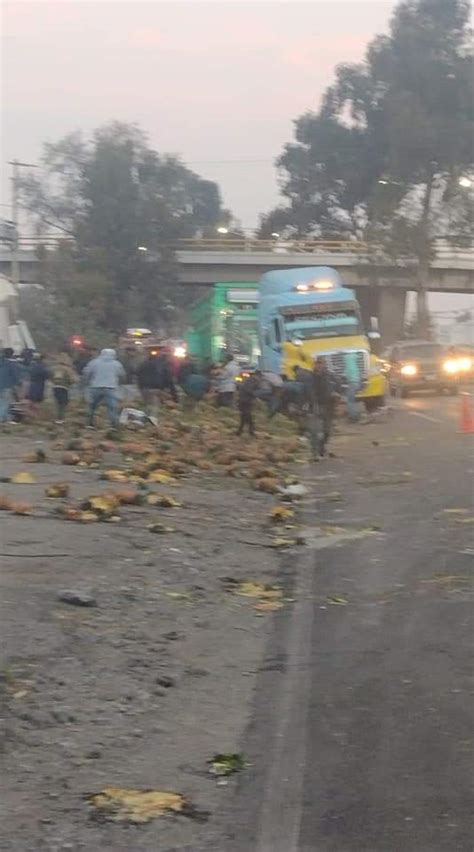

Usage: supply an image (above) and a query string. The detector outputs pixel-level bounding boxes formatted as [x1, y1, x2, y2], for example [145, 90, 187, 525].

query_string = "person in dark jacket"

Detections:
[178, 357, 210, 407]
[26, 354, 50, 416]
[306, 357, 341, 459]
[137, 351, 161, 417]
[177, 356, 195, 388]
[20, 348, 35, 368]
[236, 371, 261, 437]
[154, 350, 178, 403]
[293, 365, 314, 403]
[0, 348, 21, 423]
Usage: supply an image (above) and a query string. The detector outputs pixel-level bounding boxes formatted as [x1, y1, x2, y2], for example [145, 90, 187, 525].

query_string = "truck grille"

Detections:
[325, 350, 368, 380]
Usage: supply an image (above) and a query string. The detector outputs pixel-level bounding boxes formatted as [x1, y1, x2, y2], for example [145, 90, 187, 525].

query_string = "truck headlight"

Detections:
[400, 363, 418, 376]
[442, 359, 460, 374]
[457, 356, 471, 372]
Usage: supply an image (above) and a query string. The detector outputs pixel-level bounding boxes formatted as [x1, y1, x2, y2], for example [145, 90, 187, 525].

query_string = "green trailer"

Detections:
[187, 283, 259, 365]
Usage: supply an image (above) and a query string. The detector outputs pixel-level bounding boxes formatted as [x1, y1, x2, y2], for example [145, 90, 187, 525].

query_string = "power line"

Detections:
[3, 158, 276, 174]
[7, 160, 39, 169]
[186, 158, 276, 166]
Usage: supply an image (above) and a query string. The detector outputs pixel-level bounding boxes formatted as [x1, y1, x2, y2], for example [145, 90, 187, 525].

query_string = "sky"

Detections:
[2, 0, 472, 317]
[2, 0, 396, 228]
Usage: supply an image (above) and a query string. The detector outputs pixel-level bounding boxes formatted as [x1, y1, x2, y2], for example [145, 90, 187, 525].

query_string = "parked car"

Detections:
[383, 340, 464, 397]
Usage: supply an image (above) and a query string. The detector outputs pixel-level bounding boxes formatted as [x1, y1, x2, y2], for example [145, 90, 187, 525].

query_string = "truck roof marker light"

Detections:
[295, 280, 334, 292]
[314, 280, 334, 290]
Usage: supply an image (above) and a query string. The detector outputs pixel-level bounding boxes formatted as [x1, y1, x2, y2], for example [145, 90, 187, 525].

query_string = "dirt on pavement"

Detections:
[0, 409, 299, 852]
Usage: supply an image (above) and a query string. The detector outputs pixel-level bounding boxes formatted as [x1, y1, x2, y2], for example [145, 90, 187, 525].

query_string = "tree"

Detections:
[261, 0, 474, 335]
[19, 122, 229, 333]
[18, 245, 114, 352]
[366, 0, 473, 332]
[260, 114, 383, 238]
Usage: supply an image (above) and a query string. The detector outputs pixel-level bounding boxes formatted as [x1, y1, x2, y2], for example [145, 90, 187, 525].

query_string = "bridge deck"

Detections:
[0, 240, 472, 293]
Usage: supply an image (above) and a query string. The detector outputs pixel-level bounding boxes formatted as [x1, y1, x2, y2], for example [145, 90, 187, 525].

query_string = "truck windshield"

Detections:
[225, 316, 259, 362]
[285, 313, 362, 340]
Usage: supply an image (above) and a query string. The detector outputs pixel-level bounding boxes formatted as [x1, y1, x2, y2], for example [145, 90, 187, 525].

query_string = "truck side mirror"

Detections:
[370, 316, 379, 332]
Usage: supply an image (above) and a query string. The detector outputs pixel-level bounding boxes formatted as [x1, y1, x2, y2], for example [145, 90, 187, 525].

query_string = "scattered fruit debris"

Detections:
[45, 483, 69, 498]
[270, 505, 294, 523]
[10, 501, 33, 516]
[100, 469, 129, 482]
[61, 453, 81, 466]
[23, 449, 47, 463]
[147, 494, 182, 508]
[254, 477, 280, 494]
[148, 522, 175, 534]
[88, 786, 194, 824]
[223, 579, 285, 612]
[208, 753, 247, 777]
[11, 472, 37, 484]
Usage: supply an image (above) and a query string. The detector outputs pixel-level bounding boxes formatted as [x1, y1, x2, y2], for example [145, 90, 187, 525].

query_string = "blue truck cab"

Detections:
[258, 266, 386, 407]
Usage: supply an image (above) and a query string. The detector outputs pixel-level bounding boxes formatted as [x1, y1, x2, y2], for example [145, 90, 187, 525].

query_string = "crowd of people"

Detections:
[0, 346, 128, 427]
[0, 347, 78, 425]
[0, 344, 366, 460]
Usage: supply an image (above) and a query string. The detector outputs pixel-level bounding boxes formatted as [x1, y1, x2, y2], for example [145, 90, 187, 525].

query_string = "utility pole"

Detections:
[416, 162, 436, 340]
[7, 159, 38, 288]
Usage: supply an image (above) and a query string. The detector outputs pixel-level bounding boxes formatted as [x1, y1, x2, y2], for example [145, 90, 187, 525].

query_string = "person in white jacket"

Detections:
[83, 348, 125, 427]
[216, 354, 240, 407]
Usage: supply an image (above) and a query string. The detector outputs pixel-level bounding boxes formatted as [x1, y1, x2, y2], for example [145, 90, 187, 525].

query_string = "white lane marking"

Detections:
[255, 557, 314, 852]
[408, 411, 443, 424]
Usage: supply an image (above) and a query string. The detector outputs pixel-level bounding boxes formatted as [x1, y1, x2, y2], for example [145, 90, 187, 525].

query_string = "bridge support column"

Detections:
[356, 287, 380, 334]
[377, 289, 407, 345]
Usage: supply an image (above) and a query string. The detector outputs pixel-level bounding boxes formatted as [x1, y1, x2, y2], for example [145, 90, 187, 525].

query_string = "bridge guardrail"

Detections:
[13, 237, 370, 253]
[6, 235, 474, 264]
[174, 238, 369, 253]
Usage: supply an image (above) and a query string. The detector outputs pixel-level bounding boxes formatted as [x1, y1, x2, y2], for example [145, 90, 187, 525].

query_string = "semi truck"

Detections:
[187, 283, 259, 366]
[258, 266, 386, 410]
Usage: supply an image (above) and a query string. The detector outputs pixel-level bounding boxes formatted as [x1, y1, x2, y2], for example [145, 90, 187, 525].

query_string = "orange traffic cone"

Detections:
[459, 393, 474, 434]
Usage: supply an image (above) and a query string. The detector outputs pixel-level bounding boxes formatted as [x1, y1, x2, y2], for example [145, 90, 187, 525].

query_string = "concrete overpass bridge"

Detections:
[1, 237, 472, 343]
[174, 238, 473, 341]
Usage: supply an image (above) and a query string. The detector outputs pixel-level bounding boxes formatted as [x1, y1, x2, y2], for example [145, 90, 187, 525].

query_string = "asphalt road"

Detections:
[214, 392, 474, 852]
[396, 389, 467, 427]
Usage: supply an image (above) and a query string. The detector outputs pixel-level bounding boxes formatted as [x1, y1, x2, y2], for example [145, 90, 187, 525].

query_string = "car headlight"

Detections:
[457, 357, 472, 372]
[442, 359, 460, 374]
[400, 363, 418, 376]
